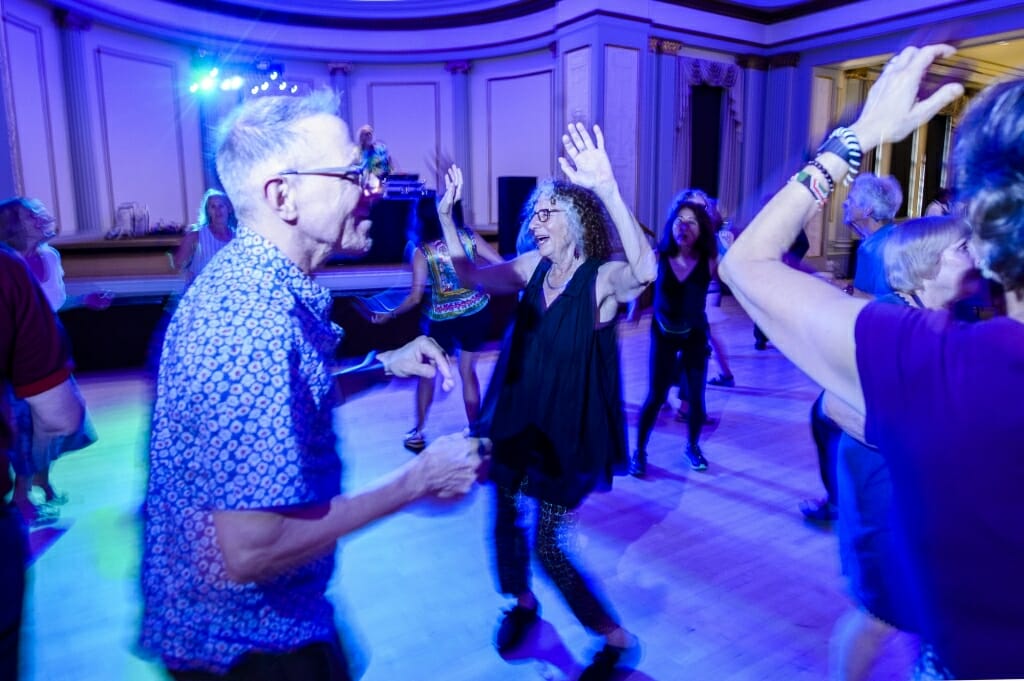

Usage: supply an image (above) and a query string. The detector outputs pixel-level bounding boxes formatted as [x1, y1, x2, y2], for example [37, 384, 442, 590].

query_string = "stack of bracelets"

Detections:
[790, 126, 863, 207]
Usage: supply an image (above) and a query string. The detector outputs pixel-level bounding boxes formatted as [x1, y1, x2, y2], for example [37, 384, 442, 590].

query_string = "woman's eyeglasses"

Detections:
[531, 208, 563, 223]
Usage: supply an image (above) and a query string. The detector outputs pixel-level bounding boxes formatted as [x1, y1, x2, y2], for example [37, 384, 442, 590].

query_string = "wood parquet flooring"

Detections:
[19, 297, 917, 681]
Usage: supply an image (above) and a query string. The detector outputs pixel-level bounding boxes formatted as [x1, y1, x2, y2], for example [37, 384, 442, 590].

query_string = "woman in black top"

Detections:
[440, 124, 656, 681]
[631, 194, 718, 476]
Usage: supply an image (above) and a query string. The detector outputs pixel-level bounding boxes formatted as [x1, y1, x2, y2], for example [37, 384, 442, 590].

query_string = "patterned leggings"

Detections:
[493, 482, 618, 635]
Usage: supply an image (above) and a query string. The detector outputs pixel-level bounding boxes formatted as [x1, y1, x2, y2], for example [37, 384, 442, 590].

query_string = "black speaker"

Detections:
[497, 176, 537, 257]
[360, 194, 433, 264]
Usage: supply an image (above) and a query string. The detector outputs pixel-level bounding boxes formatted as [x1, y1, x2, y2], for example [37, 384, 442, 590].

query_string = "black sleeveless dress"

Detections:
[479, 257, 628, 508]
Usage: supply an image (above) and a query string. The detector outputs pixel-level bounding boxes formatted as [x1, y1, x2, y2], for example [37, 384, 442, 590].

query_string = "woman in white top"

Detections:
[0, 197, 103, 524]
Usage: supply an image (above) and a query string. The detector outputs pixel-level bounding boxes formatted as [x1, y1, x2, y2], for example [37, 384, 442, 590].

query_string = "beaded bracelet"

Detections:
[806, 158, 836, 195]
[817, 127, 862, 185]
[790, 169, 829, 206]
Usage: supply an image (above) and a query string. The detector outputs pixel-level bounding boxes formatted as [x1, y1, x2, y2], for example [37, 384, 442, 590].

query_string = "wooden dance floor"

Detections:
[20, 297, 917, 681]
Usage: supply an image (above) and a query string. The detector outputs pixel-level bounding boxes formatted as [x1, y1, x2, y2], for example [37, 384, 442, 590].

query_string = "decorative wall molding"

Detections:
[95, 47, 189, 227]
[366, 81, 440, 188]
[53, 8, 92, 32]
[736, 53, 769, 71]
[649, 38, 682, 55]
[3, 14, 62, 218]
[768, 52, 800, 68]
[485, 69, 554, 223]
[445, 60, 471, 75]
[604, 45, 640, 211]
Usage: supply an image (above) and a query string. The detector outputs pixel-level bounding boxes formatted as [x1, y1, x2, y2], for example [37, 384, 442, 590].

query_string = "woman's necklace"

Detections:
[544, 259, 579, 290]
[895, 290, 925, 308]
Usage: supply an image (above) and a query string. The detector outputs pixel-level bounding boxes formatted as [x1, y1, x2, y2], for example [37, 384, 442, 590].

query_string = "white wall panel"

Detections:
[367, 82, 440, 190]
[603, 45, 640, 212]
[4, 17, 61, 219]
[563, 46, 591, 127]
[96, 48, 188, 227]
[486, 70, 553, 225]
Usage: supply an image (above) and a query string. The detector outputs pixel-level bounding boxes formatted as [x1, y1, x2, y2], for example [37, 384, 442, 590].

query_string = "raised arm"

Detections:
[473, 231, 507, 265]
[437, 165, 537, 293]
[559, 123, 656, 307]
[719, 44, 964, 411]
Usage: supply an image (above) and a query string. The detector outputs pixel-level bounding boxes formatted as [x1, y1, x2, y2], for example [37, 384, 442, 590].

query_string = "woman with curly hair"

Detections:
[441, 123, 655, 681]
[631, 193, 718, 476]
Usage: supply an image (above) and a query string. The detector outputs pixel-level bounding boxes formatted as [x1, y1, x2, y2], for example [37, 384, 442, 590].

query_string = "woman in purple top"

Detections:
[720, 45, 1024, 679]
[828, 215, 973, 681]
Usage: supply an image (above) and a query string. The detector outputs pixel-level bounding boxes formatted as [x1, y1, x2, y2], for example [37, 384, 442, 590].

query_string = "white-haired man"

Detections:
[139, 92, 484, 680]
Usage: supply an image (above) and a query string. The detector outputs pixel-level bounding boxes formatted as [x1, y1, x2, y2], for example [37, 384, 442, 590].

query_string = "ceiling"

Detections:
[956, 39, 1024, 76]
[157, 0, 857, 28]
[75, 0, 1024, 71]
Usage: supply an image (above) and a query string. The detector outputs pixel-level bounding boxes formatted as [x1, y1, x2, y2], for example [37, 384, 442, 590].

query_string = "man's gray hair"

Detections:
[884, 215, 970, 292]
[214, 90, 342, 223]
[848, 173, 903, 222]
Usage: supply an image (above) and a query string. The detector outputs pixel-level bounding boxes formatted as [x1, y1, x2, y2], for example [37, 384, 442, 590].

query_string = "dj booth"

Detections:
[352, 178, 434, 265]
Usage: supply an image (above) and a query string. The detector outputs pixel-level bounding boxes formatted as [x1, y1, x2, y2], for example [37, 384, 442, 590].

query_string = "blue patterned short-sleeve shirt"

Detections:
[139, 226, 344, 673]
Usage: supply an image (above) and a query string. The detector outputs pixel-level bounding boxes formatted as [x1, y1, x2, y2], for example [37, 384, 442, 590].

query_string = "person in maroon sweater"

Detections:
[1, 244, 85, 681]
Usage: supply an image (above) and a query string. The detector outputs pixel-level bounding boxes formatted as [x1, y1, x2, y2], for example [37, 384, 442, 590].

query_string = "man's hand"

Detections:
[378, 335, 455, 390]
[414, 433, 490, 498]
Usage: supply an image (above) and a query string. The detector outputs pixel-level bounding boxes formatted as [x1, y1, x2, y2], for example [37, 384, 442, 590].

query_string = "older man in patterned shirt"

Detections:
[139, 92, 484, 680]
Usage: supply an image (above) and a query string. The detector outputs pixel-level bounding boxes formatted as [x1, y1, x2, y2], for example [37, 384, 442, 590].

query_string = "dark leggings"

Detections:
[810, 391, 842, 506]
[494, 483, 618, 635]
[638, 322, 710, 449]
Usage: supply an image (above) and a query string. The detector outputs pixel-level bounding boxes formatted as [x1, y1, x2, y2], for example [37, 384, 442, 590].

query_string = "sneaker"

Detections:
[496, 604, 538, 654]
[29, 502, 61, 528]
[799, 498, 838, 523]
[578, 641, 639, 681]
[685, 443, 708, 471]
[403, 428, 426, 453]
[629, 451, 647, 478]
[708, 373, 735, 387]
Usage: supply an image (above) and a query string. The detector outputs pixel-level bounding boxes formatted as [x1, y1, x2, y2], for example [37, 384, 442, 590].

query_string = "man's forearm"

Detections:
[215, 459, 426, 584]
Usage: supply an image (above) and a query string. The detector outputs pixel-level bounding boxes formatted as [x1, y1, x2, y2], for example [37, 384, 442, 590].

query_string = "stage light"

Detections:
[188, 57, 290, 98]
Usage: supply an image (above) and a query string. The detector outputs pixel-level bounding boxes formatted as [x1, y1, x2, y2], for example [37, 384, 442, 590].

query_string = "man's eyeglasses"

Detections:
[278, 164, 372, 191]
[531, 208, 563, 223]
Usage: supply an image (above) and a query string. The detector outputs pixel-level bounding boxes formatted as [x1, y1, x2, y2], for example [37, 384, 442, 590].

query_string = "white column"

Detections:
[56, 9, 103, 235]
